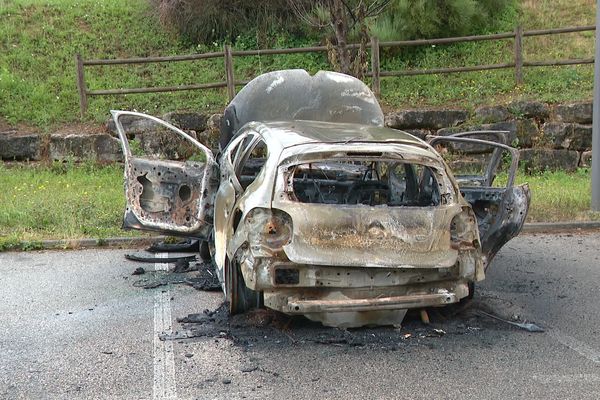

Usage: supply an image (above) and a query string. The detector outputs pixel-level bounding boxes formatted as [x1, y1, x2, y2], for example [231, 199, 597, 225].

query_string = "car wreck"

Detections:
[112, 69, 530, 328]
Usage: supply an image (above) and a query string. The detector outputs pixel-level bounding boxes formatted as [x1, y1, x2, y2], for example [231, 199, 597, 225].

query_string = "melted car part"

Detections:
[220, 70, 384, 149]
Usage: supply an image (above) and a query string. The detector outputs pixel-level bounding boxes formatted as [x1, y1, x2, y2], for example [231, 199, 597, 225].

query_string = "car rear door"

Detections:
[112, 110, 218, 239]
[429, 132, 530, 265]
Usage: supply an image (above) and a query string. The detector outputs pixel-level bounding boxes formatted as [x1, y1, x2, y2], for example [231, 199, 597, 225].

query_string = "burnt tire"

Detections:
[225, 257, 263, 315]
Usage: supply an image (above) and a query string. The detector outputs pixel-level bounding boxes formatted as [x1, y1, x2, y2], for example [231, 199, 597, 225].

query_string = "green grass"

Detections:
[0, 163, 597, 250]
[0, 0, 596, 129]
[0, 162, 145, 250]
[517, 168, 600, 222]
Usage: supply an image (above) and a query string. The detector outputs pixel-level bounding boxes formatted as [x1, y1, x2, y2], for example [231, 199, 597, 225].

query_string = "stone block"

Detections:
[95, 134, 124, 162]
[49, 134, 97, 160]
[516, 119, 539, 148]
[509, 100, 550, 119]
[543, 122, 592, 150]
[163, 112, 208, 132]
[474, 105, 511, 123]
[555, 102, 592, 124]
[0, 134, 40, 160]
[519, 148, 579, 172]
[385, 109, 468, 130]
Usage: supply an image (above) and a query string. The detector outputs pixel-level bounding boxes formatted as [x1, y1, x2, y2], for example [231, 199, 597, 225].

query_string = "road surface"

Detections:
[1, 232, 599, 399]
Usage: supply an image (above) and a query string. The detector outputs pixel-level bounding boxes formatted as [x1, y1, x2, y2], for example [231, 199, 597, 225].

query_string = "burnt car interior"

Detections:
[287, 160, 441, 207]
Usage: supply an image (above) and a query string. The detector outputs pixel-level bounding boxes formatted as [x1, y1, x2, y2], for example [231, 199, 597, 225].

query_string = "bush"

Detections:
[371, 0, 517, 41]
[150, 0, 310, 45]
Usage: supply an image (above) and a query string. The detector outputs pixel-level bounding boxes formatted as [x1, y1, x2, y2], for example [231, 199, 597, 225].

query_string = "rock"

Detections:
[49, 134, 96, 160]
[49, 134, 123, 162]
[543, 122, 592, 150]
[555, 102, 592, 124]
[571, 124, 592, 151]
[509, 100, 550, 119]
[516, 119, 539, 148]
[580, 151, 592, 167]
[519, 148, 579, 172]
[385, 109, 468, 130]
[207, 113, 223, 131]
[163, 112, 208, 132]
[222, 378, 232, 384]
[94, 134, 123, 162]
[474, 105, 511, 123]
[0, 134, 40, 161]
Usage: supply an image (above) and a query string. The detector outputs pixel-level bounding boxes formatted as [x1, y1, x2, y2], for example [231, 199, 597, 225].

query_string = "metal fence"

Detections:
[75, 25, 596, 117]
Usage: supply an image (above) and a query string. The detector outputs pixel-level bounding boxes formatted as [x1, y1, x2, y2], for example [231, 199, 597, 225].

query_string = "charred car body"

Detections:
[113, 69, 530, 328]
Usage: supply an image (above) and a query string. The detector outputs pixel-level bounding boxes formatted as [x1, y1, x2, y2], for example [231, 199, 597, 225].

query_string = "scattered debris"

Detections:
[222, 378, 232, 385]
[125, 253, 197, 263]
[173, 258, 195, 273]
[132, 267, 145, 275]
[146, 239, 199, 253]
[420, 309, 430, 324]
[478, 311, 545, 333]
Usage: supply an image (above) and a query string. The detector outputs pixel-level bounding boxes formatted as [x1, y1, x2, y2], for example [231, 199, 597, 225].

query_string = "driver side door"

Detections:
[112, 111, 218, 239]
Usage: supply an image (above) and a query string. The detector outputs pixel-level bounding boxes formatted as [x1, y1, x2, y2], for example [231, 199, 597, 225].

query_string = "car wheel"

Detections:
[225, 257, 263, 315]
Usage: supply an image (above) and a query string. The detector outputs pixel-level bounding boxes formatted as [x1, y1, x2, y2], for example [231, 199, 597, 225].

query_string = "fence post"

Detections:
[75, 54, 88, 118]
[224, 45, 236, 101]
[370, 36, 381, 98]
[514, 25, 524, 85]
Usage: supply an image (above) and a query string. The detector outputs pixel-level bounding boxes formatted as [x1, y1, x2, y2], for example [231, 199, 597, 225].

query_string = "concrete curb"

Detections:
[31, 235, 167, 251]
[6, 221, 598, 252]
[521, 221, 600, 233]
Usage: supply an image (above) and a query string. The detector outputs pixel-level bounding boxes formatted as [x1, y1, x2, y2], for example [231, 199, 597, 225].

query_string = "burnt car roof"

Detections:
[246, 119, 433, 151]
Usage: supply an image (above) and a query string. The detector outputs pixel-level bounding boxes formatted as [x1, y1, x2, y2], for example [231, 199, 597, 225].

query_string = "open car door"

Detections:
[429, 131, 530, 266]
[112, 111, 218, 239]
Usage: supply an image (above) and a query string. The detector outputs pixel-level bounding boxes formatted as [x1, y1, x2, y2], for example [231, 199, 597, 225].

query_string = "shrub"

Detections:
[150, 0, 310, 44]
[371, 0, 517, 41]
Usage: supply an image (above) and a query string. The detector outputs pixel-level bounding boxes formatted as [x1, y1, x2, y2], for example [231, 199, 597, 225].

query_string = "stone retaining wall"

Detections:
[0, 100, 593, 171]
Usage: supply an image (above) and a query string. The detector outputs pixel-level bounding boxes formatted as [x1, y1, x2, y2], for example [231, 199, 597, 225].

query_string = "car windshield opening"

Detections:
[287, 160, 441, 206]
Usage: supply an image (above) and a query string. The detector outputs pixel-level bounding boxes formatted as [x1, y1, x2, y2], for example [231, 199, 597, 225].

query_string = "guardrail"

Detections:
[76, 25, 596, 117]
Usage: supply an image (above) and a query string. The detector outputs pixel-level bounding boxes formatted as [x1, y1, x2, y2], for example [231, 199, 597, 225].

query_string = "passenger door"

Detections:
[429, 132, 530, 265]
[112, 111, 218, 239]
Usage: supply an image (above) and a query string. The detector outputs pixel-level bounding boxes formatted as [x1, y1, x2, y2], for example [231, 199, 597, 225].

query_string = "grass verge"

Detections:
[0, 0, 596, 130]
[0, 164, 598, 251]
[0, 162, 146, 251]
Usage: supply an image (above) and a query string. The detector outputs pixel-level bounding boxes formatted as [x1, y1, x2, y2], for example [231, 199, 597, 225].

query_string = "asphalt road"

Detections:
[1, 232, 599, 400]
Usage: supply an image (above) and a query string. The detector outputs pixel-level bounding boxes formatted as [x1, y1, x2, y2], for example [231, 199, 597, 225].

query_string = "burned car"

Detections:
[112, 69, 530, 328]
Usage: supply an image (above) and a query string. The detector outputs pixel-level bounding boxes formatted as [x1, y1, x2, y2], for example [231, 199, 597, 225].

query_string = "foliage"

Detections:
[371, 0, 517, 41]
[150, 0, 310, 44]
[0, 0, 595, 129]
[287, 0, 389, 77]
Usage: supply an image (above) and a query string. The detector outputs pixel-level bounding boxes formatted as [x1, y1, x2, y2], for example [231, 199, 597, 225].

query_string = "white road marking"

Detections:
[547, 328, 600, 364]
[153, 253, 177, 400]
